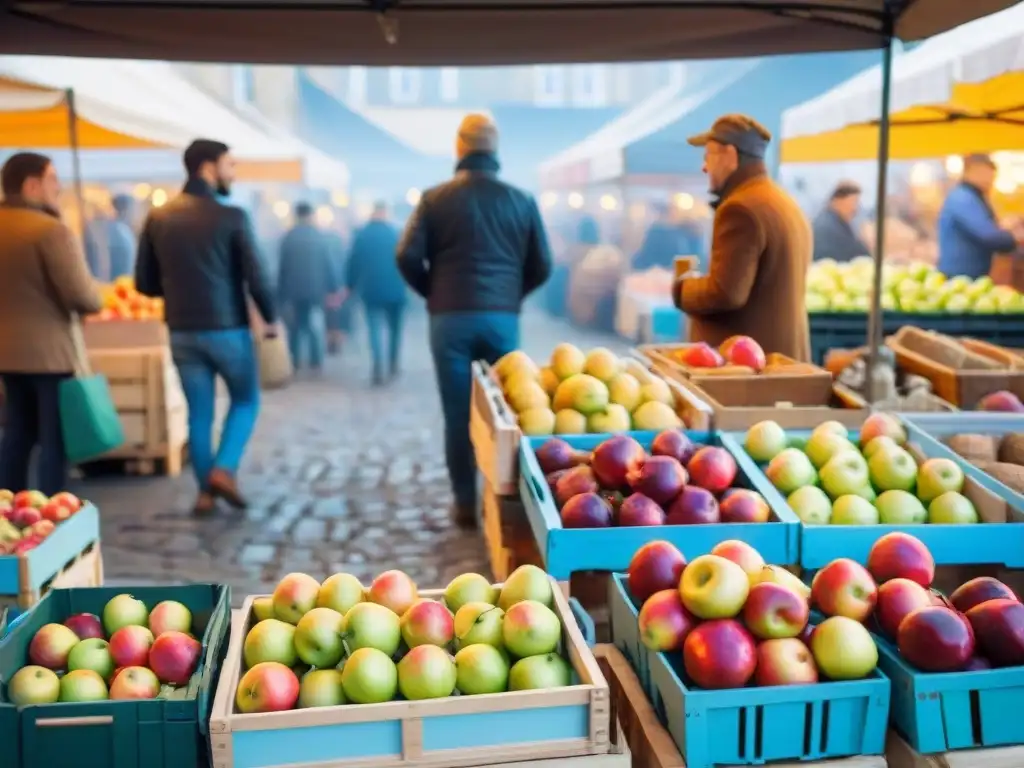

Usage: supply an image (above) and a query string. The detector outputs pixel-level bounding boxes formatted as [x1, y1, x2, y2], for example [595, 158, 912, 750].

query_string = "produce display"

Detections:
[87, 276, 165, 322]
[0, 489, 85, 555]
[744, 414, 980, 525]
[942, 430, 1024, 493]
[627, 539, 879, 688]
[827, 349, 943, 411]
[7, 594, 200, 705]
[235, 565, 572, 713]
[537, 431, 773, 529]
[806, 257, 1024, 314]
[492, 345, 682, 435]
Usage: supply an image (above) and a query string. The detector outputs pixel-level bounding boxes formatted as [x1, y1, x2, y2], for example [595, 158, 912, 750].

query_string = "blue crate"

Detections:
[520, 432, 801, 580]
[608, 573, 890, 768]
[904, 413, 1024, 512]
[719, 430, 1024, 569]
[875, 631, 1024, 753]
[649, 307, 684, 343]
[0, 503, 101, 598]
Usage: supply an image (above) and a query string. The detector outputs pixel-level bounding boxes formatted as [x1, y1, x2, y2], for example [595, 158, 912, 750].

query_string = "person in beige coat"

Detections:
[0, 152, 102, 494]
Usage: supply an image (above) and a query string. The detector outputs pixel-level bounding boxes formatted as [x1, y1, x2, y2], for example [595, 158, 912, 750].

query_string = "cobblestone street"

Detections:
[87, 309, 627, 604]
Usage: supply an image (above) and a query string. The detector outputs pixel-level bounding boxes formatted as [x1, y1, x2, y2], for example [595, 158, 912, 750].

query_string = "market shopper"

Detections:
[277, 202, 339, 372]
[0, 152, 102, 494]
[397, 113, 552, 528]
[134, 139, 278, 515]
[345, 201, 407, 386]
[812, 181, 870, 262]
[672, 114, 812, 361]
[937, 154, 1023, 279]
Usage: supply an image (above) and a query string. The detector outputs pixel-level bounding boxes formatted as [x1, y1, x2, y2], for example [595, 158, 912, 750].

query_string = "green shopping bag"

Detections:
[59, 319, 125, 464]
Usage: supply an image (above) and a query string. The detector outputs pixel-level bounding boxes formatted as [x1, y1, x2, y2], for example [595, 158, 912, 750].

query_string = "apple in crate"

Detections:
[401, 599, 455, 648]
[811, 559, 877, 622]
[342, 603, 402, 656]
[626, 456, 687, 506]
[755, 638, 819, 686]
[811, 616, 878, 680]
[148, 600, 192, 636]
[721, 335, 766, 371]
[29, 519, 55, 539]
[687, 447, 737, 494]
[498, 564, 555, 610]
[666, 486, 719, 524]
[295, 608, 346, 668]
[244, 619, 298, 667]
[875, 578, 933, 638]
[743, 583, 809, 640]
[237, 662, 301, 713]
[8, 666, 60, 706]
[561, 493, 613, 528]
[397, 645, 457, 700]
[711, 540, 765, 580]
[29, 623, 81, 669]
[951, 577, 1019, 614]
[966, 599, 1024, 667]
[149, 630, 202, 685]
[651, 429, 698, 465]
[39, 499, 71, 523]
[638, 589, 696, 652]
[766, 449, 818, 495]
[110, 625, 155, 667]
[272, 572, 321, 624]
[110, 666, 160, 700]
[916, 458, 965, 503]
[444, 573, 498, 614]
[298, 668, 346, 708]
[368, 570, 419, 616]
[719, 489, 770, 523]
[680, 555, 750, 620]
[50, 491, 82, 513]
[13, 490, 47, 509]
[929, 492, 979, 524]
[859, 412, 907, 446]
[103, 594, 150, 635]
[679, 342, 724, 368]
[683, 619, 756, 689]
[59, 669, 108, 702]
[502, 600, 561, 658]
[898, 606, 976, 671]
[65, 612, 104, 640]
[455, 644, 509, 694]
[454, 603, 504, 650]
[341, 647, 399, 704]
[68, 638, 116, 681]
[591, 435, 645, 489]
[628, 541, 686, 603]
[745, 420, 788, 463]
[509, 653, 572, 691]
[12, 506, 42, 528]
[318, 572, 366, 615]
[867, 532, 935, 587]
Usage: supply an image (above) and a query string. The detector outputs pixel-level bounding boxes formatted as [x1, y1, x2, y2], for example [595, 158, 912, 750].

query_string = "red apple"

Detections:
[719, 489, 770, 523]
[626, 456, 687, 505]
[898, 606, 975, 672]
[110, 625, 155, 667]
[64, 613, 104, 641]
[535, 438, 590, 475]
[148, 631, 201, 685]
[710, 540, 765, 579]
[875, 578, 933, 638]
[950, 577, 1019, 614]
[811, 559, 878, 622]
[617, 493, 666, 526]
[679, 342, 724, 368]
[368, 570, 419, 616]
[554, 466, 599, 508]
[627, 541, 687, 603]
[29, 519, 55, 539]
[665, 485, 719, 524]
[29, 623, 81, 669]
[109, 666, 160, 700]
[966, 599, 1024, 667]
[638, 589, 697, 652]
[743, 582, 810, 640]
[755, 638, 818, 686]
[867, 532, 935, 588]
[650, 430, 697, 466]
[13, 490, 47, 509]
[560, 493, 613, 528]
[236, 662, 300, 713]
[721, 336, 766, 372]
[687, 447, 738, 494]
[683, 619, 756, 689]
[12, 536, 41, 554]
[591, 435, 646, 490]
[11, 506, 42, 528]
[39, 500, 71, 523]
[50, 492, 82, 513]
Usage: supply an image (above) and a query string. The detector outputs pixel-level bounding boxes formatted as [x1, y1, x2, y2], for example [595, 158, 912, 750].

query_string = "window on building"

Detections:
[348, 66, 367, 105]
[232, 65, 257, 107]
[572, 65, 608, 107]
[533, 65, 566, 106]
[389, 67, 422, 105]
[439, 67, 460, 103]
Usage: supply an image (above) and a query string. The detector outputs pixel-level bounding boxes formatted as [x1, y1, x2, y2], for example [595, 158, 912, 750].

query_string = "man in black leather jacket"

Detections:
[135, 139, 278, 514]
[398, 114, 552, 528]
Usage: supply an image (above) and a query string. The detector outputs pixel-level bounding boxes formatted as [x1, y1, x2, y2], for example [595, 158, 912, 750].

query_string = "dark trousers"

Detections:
[285, 301, 326, 370]
[365, 302, 405, 379]
[0, 372, 72, 495]
[429, 311, 519, 509]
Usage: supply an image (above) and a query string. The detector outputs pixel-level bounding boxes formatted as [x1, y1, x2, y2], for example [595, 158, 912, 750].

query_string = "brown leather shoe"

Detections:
[207, 469, 248, 509]
[193, 491, 217, 516]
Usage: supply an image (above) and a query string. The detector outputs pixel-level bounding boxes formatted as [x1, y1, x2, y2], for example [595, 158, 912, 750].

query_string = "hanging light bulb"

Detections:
[151, 189, 168, 208]
[273, 200, 291, 219]
[567, 192, 584, 210]
[599, 194, 618, 211]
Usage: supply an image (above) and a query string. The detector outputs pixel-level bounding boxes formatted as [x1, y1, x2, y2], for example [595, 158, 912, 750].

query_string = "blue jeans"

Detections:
[171, 329, 260, 490]
[286, 301, 325, 370]
[365, 302, 405, 378]
[429, 312, 519, 509]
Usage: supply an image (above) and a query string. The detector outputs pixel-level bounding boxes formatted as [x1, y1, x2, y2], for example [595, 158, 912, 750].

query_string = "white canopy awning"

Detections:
[781, 3, 1024, 139]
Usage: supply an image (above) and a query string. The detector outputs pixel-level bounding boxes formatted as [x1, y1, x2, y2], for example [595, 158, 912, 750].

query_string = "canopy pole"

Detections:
[64, 88, 87, 241]
[865, 29, 895, 404]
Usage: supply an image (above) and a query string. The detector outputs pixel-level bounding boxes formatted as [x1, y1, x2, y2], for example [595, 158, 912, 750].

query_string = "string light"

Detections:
[133, 183, 152, 200]
[599, 194, 618, 211]
[540, 191, 558, 209]
[673, 193, 695, 211]
[405, 188, 421, 206]
[151, 189, 168, 208]
[273, 200, 291, 219]
[567, 192, 584, 210]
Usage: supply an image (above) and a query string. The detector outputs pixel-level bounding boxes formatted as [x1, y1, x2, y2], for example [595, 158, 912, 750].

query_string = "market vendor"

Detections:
[812, 181, 870, 262]
[672, 114, 812, 361]
[937, 154, 1023, 279]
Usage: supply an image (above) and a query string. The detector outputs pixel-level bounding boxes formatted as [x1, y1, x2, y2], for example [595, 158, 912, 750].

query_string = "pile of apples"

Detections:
[0, 490, 84, 555]
[628, 539, 878, 689]
[88, 276, 164, 322]
[492, 345, 682, 437]
[864, 532, 1024, 672]
[539, 430, 772, 529]
[745, 413, 979, 526]
[7, 595, 201, 705]
[670, 335, 767, 372]
[235, 564, 571, 713]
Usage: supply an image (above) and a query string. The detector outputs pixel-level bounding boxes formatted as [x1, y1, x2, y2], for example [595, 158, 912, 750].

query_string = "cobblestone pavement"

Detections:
[87, 308, 629, 604]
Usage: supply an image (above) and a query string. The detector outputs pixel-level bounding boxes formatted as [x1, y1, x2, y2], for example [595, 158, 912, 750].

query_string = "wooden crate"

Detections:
[471, 362, 521, 496]
[0, 542, 104, 612]
[887, 730, 1024, 768]
[209, 579, 612, 768]
[81, 318, 168, 349]
[481, 479, 543, 582]
[87, 345, 188, 476]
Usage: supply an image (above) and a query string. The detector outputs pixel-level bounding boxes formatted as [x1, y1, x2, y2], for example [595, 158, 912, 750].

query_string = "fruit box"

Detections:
[81, 319, 169, 349]
[718, 430, 1024, 569]
[903, 412, 1024, 512]
[0, 504, 101, 609]
[519, 432, 800, 581]
[208, 580, 611, 768]
[0, 583, 231, 768]
[874, 630, 1024, 754]
[607, 574, 890, 768]
[470, 361, 521, 496]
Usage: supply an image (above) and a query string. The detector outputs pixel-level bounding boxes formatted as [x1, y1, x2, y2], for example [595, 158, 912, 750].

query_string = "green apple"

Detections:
[787, 486, 832, 525]
[806, 293, 830, 312]
[444, 573, 499, 614]
[968, 276, 994, 299]
[916, 458, 965, 503]
[317, 573, 365, 616]
[862, 436, 898, 460]
[502, 601, 561, 658]
[295, 607, 346, 668]
[851, 485, 877, 502]
[744, 420, 789, 463]
[252, 597, 276, 622]
[830, 293, 853, 311]
[679, 555, 750, 619]
[973, 295, 999, 313]
[454, 603, 505, 650]
[340, 648, 398, 704]
[298, 669, 346, 708]
[509, 653, 572, 690]
[766, 449, 818, 495]
[805, 432, 856, 470]
[342, 603, 402, 656]
[455, 644, 510, 695]
[928, 491, 978, 524]
[8, 666, 60, 706]
[244, 619, 298, 668]
[67, 638, 115, 682]
[499, 564, 553, 610]
[397, 645, 457, 700]
[811, 421, 850, 441]
[875, 490, 927, 524]
[820, 452, 870, 499]
[868, 447, 918, 492]
[880, 293, 897, 311]
[59, 669, 108, 702]
[811, 617, 878, 680]
[944, 294, 971, 313]
[830, 495, 880, 525]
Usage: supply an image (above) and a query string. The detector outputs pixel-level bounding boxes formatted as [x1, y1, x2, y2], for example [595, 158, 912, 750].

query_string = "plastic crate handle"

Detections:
[37, 715, 113, 727]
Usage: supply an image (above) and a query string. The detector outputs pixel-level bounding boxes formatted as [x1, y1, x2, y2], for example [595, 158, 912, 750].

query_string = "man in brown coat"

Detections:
[673, 115, 811, 361]
[0, 152, 102, 494]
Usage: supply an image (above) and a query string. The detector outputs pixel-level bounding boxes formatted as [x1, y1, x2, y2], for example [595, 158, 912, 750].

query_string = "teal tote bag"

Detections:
[59, 318, 125, 464]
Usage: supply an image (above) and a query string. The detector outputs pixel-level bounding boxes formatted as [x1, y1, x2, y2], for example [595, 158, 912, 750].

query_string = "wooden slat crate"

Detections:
[887, 730, 1024, 768]
[480, 478, 543, 583]
[87, 345, 188, 476]
[471, 362, 520, 496]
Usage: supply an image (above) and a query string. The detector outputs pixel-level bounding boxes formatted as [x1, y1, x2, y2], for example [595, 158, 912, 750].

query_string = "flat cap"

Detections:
[688, 114, 772, 159]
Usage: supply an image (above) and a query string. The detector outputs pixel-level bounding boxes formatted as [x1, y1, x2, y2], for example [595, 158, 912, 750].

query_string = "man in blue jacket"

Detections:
[938, 154, 1022, 278]
[398, 114, 552, 528]
[345, 202, 406, 385]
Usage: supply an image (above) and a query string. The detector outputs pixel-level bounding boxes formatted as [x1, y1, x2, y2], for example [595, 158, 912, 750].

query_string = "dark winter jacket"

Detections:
[346, 219, 406, 306]
[277, 223, 339, 305]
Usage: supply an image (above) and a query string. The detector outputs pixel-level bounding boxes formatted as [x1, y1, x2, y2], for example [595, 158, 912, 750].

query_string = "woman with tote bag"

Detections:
[0, 153, 113, 494]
